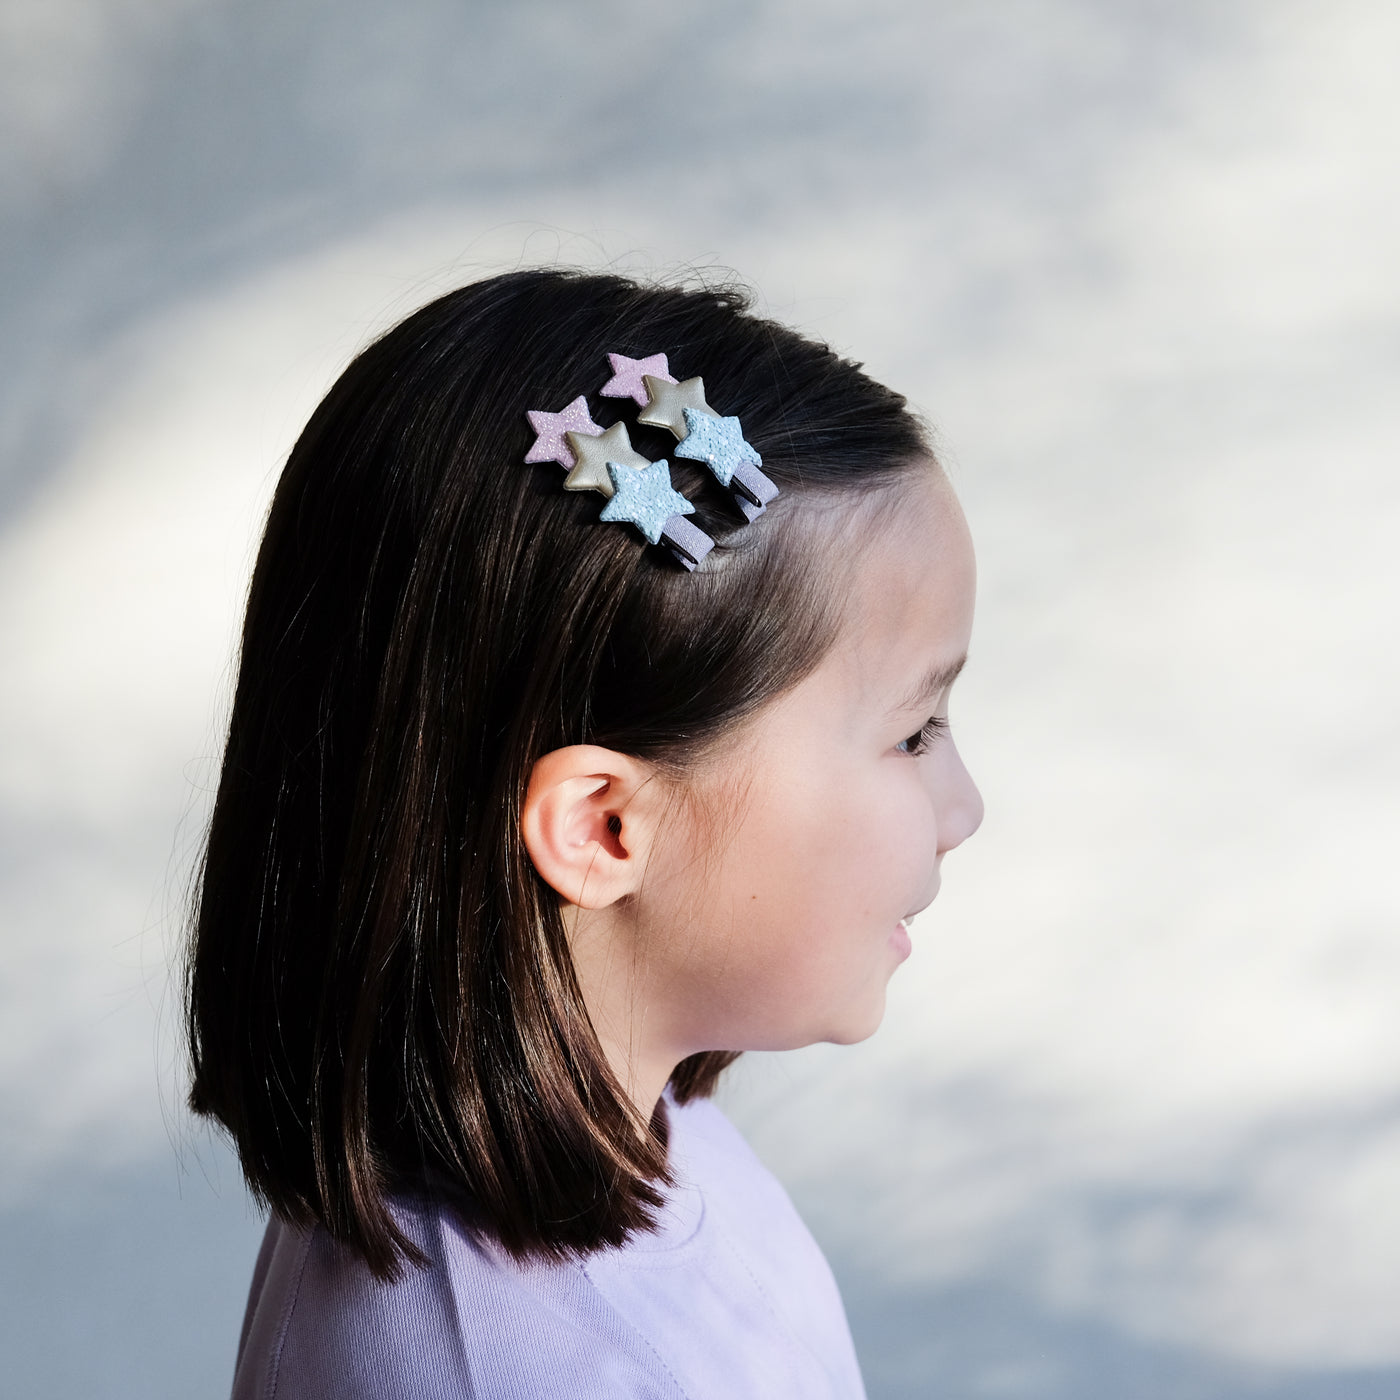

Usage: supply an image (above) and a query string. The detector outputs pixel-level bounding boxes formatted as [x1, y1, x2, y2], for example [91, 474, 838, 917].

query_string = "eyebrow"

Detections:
[889, 653, 968, 716]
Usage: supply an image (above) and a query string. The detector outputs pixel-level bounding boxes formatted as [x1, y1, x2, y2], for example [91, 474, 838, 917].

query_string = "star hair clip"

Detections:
[524, 353, 779, 570]
[601, 353, 780, 523]
[524, 391, 715, 570]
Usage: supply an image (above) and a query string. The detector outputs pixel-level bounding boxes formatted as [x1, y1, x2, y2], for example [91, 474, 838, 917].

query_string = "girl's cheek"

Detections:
[889, 761, 940, 834]
[893, 787, 942, 878]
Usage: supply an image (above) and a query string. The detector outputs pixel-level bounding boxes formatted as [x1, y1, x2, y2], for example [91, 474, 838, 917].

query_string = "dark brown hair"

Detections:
[185, 268, 929, 1278]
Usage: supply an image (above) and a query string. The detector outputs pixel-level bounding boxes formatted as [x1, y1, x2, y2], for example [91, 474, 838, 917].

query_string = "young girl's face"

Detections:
[640, 465, 982, 1056]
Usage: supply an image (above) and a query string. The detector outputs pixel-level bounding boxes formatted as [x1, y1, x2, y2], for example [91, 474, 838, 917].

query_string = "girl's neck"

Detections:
[565, 904, 686, 1130]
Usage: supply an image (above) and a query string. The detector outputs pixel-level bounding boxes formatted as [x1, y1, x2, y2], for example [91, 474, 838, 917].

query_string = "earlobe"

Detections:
[520, 745, 651, 908]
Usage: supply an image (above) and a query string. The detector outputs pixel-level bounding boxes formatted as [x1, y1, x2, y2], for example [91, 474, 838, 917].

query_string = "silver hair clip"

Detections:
[602, 353, 780, 523]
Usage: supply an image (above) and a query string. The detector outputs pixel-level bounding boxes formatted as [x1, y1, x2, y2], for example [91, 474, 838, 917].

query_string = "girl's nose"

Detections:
[937, 743, 984, 855]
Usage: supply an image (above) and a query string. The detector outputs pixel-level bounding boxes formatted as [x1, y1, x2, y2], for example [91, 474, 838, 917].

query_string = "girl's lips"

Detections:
[891, 919, 912, 961]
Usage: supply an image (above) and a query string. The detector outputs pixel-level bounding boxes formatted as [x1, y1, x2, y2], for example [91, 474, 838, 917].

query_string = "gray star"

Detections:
[637, 375, 715, 439]
[563, 422, 651, 498]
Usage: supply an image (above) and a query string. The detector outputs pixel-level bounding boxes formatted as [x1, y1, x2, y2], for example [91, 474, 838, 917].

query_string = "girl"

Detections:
[186, 268, 982, 1398]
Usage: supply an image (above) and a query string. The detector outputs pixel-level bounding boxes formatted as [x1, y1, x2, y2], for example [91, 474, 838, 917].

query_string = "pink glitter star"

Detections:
[600, 352, 676, 406]
[525, 396, 602, 469]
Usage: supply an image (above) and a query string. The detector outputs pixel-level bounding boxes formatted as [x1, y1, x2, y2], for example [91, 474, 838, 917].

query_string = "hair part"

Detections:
[185, 268, 931, 1279]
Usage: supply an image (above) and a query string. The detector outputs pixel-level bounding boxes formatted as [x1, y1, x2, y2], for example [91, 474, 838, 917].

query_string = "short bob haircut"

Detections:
[186, 268, 931, 1279]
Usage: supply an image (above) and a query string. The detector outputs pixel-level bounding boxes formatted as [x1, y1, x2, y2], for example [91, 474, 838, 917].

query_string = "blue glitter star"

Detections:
[673, 408, 762, 488]
[599, 459, 696, 545]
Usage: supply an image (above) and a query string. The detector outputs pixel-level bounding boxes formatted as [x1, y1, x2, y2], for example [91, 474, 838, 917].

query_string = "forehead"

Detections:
[826, 468, 976, 710]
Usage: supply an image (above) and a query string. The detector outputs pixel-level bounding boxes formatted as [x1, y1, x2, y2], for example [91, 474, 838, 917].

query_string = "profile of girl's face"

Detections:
[637, 465, 983, 1055]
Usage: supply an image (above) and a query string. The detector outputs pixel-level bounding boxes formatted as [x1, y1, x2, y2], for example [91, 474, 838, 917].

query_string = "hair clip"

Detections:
[524, 397, 715, 570]
[603, 353, 780, 523]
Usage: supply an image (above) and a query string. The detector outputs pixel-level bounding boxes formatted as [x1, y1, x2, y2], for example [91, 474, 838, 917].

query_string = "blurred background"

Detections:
[2, 1, 1398, 1396]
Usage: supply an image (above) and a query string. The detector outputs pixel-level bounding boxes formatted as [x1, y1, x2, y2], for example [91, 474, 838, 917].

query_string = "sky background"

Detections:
[1, 2, 1398, 1397]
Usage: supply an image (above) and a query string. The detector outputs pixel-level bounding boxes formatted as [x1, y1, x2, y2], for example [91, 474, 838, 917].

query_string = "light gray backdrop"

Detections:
[2, 2, 1397, 1397]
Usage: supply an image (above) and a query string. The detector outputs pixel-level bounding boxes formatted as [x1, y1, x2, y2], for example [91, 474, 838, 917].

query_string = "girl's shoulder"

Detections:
[231, 1096, 864, 1399]
[231, 1191, 685, 1400]
[678, 1093, 843, 1249]
[663, 1092, 812, 1241]
[582, 1095, 865, 1397]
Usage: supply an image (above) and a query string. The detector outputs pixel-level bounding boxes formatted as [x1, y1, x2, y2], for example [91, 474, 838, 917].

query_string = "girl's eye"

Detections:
[895, 716, 950, 757]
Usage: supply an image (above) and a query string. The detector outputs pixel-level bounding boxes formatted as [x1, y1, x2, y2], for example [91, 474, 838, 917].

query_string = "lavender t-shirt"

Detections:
[231, 1096, 867, 1398]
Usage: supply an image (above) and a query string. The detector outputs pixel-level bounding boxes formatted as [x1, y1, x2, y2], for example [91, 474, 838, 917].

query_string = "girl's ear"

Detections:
[521, 745, 659, 909]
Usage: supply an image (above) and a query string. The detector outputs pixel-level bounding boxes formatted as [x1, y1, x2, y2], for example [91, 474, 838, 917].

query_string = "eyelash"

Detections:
[896, 716, 950, 757]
